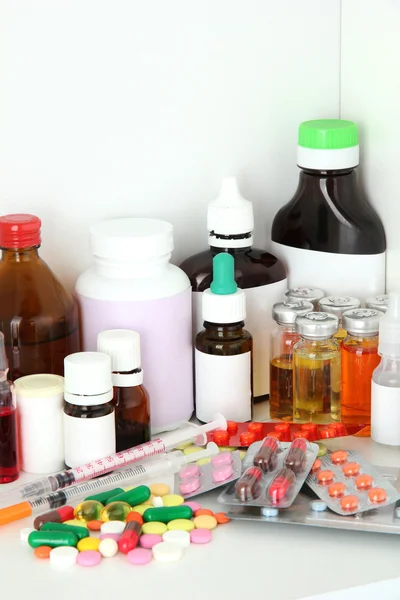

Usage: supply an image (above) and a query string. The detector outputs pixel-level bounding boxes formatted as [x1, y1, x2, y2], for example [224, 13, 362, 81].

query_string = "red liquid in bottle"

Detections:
[0, 404, 19, 483]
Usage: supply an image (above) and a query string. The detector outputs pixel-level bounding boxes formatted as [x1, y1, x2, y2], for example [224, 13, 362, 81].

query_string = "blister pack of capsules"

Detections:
[218, 437, 318, 508]
[174, 450, 241, 499]
[206, 421, 366, 448]
[306, 449, 400, 515]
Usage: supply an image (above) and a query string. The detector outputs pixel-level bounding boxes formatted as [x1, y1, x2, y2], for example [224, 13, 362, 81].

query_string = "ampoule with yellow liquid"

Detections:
[318, 296, 361, 343]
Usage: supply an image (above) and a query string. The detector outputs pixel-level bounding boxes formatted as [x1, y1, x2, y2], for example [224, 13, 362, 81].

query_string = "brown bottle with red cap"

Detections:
[0, 214, 80, 380]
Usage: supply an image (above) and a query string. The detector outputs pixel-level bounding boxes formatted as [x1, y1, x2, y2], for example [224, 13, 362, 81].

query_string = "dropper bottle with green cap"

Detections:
[195, 253, 253, 423]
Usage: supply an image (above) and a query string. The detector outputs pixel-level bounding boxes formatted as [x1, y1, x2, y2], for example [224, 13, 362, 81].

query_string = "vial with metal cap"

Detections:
[366, 295, 388, 313]
[293, 312, 340, 423]
[341, 308, 384, 425]
[270, 300, 314, 419]
[285, 288, 325, 310]
[319, 296, 361, 343]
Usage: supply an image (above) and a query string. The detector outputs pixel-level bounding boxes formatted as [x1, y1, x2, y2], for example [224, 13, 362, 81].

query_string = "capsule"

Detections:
[34, 506, 75, 530]
[253, 436, 279, 473]
[106, 485, 151, 506]
[101, 501, 132, 522]
[84, 488, 124, 504]
[40, 522, 89, 540]
[267, 468, 295, 504]
[143, 506, 193, 523]
[118, 521, 141, 554]
[28, 530, 78, 549]
[235, 467, 262, 502]
[74, 500, 104, 523]
[284, 438, 307, 474]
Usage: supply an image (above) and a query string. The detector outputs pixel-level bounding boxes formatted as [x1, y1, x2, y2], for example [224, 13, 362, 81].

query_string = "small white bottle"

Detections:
[371, 292, 400, 445]
[63, 352, 116, 467]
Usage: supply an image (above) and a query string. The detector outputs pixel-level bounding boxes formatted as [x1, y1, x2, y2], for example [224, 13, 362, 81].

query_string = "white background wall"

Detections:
[0, 0, 340, 289]
[341, 0, 400, 291]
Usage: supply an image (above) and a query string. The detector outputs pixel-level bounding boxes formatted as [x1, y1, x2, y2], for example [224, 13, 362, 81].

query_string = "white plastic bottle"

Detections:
[75, 218, 193, 433]
[371, 292, 400, 445]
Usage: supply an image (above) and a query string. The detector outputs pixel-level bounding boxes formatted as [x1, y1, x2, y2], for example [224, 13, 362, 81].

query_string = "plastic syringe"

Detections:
[0, 414, 227, 505]
[0, 443, 219, 525]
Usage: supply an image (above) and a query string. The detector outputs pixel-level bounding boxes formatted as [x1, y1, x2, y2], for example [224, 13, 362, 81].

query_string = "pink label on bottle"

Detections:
[77, 288, 193, 431]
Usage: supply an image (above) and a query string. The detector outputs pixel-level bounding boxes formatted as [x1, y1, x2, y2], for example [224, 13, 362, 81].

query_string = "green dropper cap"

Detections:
[298, 119, 358, 150]
[210, 253, 237, 295]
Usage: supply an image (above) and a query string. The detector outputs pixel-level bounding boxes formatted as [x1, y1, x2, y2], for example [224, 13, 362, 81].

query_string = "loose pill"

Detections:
[311, 500, 327, 512]
[183, 501, 201, 512]
[211, 453, 233, 467]
[368, 487, 387, 503]
[140, 533, 163, 549]
[64, 519, 88, 528]
[50, 546, 79, 568]
[77, 537, 100, 552]
[143, 505, 193, 523]
[142, 521, 168, 535]
[126, 511, 144, 525]
[76, 550, 101, 567]
[85, 488, 124, 505]
[331, 450, 348, 465]
[152, 496, 163, 508]
[162, 494, 184, 507]
[87, 520, 103, 531]
[99, 533, 120, 542]
[235, 466, 262, 501]
[20, 528, 35, 543]
[127, 548, 152, 565]
[214, 512, 230, 524]
[34, 545, 52, 559]
[253, 437, 279, 473]
[340, 495, 359, 512]
[131, 505, 148, 515]
[193, 515, 217, 530]
[167, 519, 195, 532]
[28, 531, 78, 549]
[190, 528, 212, 544]
[100, 520, 126, 535]
[312, 459, 321, 473]
[213, 464, 234, 482]
[118, 520, 141, 554]
[355, 474, 374, 491]
[342, 462, 360, 477]
[101, 501, 132, 522]
[74, 500, 104, 523]
[108, 485, 151, 506]
[163, 530, 191, 548]
[150, 483, 170, 497]
[98, 538, 118, 558]
[152, 541, 183, 562]
[40, 522, 89, 541]
[179, 478, 201, 494]
[317, 470, 335, 485]
[195, 509, 214, 517]
[328, 482, 346, 498]
[34, 506, 75, 530]
[179, 464, 200, 479]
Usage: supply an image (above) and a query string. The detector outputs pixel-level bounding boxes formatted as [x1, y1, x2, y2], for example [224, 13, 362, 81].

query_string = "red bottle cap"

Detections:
[0, 214, 41, 249]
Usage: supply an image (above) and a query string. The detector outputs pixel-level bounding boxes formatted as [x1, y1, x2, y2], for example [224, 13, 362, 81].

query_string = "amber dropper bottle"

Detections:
[98, 329, 150, 451]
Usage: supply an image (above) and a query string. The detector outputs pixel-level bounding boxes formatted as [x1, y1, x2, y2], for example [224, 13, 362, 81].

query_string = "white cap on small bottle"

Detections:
[378, 292, 400, 357]
[207, 178, 254, 248]
[202, 287, 246, 324]
[97, 329, 144, 386]
[64, 352, 113, 405]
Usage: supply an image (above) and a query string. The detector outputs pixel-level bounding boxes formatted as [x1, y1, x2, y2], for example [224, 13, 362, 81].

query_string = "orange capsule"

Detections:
[87, 520, 103, 531]
[194, 509, 214, 517]
[311, 459, 321, 473]
[342, 462, 360, 477]
[328, 482, 346, 498]
[34, 545, 52, 559]
[355, 474, 373, 491]
[368, 487, 387, 504]
[317, 469, 335, 485]
[330, 450, 348, 465]
[126, 511, 144, 525]
[340, 495, 359, 512]
[214, 512, 230, 524]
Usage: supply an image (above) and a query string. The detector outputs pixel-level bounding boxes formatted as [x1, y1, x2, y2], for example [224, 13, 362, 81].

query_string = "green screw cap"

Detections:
[298, 119, 358, 150]
[210, 253, 237, 295]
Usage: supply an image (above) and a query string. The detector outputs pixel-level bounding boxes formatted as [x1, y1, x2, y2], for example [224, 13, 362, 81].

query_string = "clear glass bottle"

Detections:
[293, 312, 340, 423]
[0, 332, 18, 483]
[270, 300, 314, 420]
[0, 214, 80, 380]
[285, 288, 325, 310]
[341, 308, 384, 425]
[318, 296, 361, 343]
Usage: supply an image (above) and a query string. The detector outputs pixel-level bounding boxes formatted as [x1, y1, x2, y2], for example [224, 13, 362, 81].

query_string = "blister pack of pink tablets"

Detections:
[218, 437, 318, 508]
[174, 450, 242, 499]
[306, 449, 400, 515]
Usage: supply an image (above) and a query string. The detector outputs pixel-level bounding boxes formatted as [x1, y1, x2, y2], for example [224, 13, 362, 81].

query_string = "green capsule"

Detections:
[143, 506, 193, 523]
[74, 500, 104, 523]
[107, 485, 151, 506]
[101, 501, 132, 522]
[28, 530, 78, 549]
[84, 487, 124, 504]
[40, 522, 89, 540]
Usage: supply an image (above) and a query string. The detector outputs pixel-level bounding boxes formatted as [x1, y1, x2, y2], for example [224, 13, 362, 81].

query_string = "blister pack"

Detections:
[306, 449, 400, 515]
[174, 450, 241, 499]
[218, 437, 318, 508]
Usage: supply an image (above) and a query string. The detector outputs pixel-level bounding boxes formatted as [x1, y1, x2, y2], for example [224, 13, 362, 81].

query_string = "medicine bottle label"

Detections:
[193, 279, 287, 397]
[195, 349, 252, 423]
[63, 412, 116, 468]
[371, 381, 400, 446]
[270, 242, 385, 300]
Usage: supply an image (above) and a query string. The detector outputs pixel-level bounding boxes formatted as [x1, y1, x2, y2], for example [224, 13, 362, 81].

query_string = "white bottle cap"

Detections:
[97, 329, 144, 387]
[207, 177, 254, 248]
[64, 352, 113, 405]
[378, 292, 400, 357]
[90, 218, 174, 260]
[201, 253, 246, 324]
